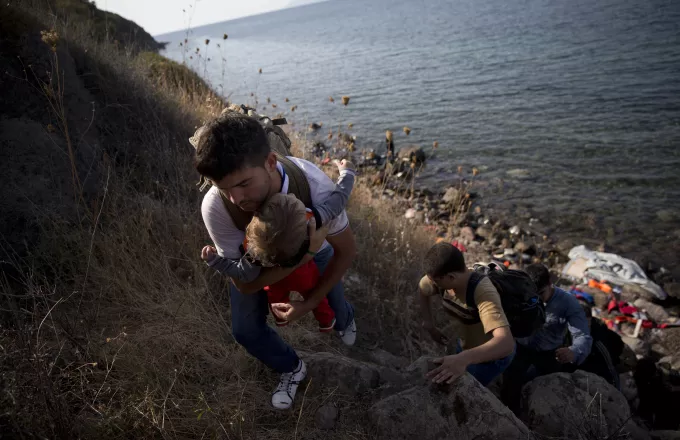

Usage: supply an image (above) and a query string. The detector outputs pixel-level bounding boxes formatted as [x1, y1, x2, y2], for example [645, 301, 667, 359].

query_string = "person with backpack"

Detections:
[418, 242, 519, 386]
[500, 263, 592, 414]
[192, 111, 357, 410]
[202, 159, 356, 335]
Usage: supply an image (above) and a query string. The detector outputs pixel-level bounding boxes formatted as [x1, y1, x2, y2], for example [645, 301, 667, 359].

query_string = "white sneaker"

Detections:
[271, 360, 307, 410]
[337, 319, 357, 346]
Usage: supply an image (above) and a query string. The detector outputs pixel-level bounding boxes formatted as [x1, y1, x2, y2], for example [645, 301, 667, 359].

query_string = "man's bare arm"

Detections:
[420, 294, 436, 329]
[458, 326, 515, 364]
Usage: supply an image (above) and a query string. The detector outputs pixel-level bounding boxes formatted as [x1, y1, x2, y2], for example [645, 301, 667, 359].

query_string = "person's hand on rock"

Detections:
[426, 354, 468, 384]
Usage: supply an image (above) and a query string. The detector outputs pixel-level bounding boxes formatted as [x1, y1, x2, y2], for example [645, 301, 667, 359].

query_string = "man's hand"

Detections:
[201, 245, 217, 262]
[334, 159, 355, 173]
[426, 354, 469, 384]
[555, 347, 576, 364]
[270, 301, 313, 323]
[424, 324, 449, 345]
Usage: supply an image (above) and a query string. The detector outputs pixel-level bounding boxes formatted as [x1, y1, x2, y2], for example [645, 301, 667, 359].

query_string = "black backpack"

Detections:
[465, 263, 545, 338]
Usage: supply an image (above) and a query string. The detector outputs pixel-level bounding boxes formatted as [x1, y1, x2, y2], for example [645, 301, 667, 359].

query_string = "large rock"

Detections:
[366, 348, 410, 370]
[520, 370, 647, 439]
[1, 119, 96, 258]
[651, 431, 680, 440]
[665, 283, 680, 300]
[301, 352, 381, 395]
[362, 349, 412, 390]
[442, 187, 460, 204]
[513, 240, 528, 252]
[652, 340, 671, 357]
[620, 371, 640, 411]
[315, 403, 338, 430]
[621, 341, 640, 371]
[636, 358, 680, 432]
[506, 168, 531, 179]
[475, 225, 492, 239]
[397, 146, 426, 164]
[459, 226, 475, 243]
[656, 358, 680, 389]
[658, 355, 680, 372]
[370, 374, 530, 440]
[656, 328, 680, 361]
[634, 298, 671, 324]
[403, 356, 437, 381]
[621, 283, 660, 303]
[622, 336, 651, 358]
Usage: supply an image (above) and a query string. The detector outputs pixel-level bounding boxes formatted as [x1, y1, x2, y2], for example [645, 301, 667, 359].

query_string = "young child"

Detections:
[245, 193, 336, 331]
[202, 159, 355, 332]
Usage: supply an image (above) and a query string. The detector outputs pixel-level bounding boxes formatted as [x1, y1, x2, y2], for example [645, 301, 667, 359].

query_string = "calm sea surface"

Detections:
[159, 0, 680, 275]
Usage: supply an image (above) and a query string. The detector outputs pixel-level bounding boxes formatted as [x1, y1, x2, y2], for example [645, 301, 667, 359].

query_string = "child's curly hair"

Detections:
[245, 193, 309, 266]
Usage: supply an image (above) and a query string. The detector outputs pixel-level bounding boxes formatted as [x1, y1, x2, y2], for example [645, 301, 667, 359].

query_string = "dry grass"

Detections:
[0, 2, 447, 439]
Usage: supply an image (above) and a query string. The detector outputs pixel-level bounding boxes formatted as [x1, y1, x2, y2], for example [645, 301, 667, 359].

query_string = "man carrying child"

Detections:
[193, 112, 357, 409]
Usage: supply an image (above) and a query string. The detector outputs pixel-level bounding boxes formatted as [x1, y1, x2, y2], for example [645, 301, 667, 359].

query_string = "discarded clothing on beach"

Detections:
[563, 245, 667, 300]
[607, 300, 646, 320]
[568, 288, 595, 305]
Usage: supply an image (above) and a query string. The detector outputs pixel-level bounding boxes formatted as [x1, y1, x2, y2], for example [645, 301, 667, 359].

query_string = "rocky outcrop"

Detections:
[315, 403, 339, 430]
[57, 0, 164, 52]
[370, 374, 530, 440]
[397, 146, 426, 164]
[658, 355, 680, 372]
[1, 9, 102, 262]
[665, 283, 680, 300]
[622, 336, 652, 358]
[520, 370, 648, 439]
[442, 187, 460, 204]
[620, 371, 640, 412]
[634, 299, 671, 324]
[301, 351, 381, 395]
[650, 431, 680, 440]
[621, 283, 662, 303]
[366, 348, 410, 370]
[620, 342, 640, 370]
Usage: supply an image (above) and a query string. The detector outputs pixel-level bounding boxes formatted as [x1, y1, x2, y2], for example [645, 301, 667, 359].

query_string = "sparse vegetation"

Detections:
[137, 51, 221, 105]
[51, 0, 164, 52]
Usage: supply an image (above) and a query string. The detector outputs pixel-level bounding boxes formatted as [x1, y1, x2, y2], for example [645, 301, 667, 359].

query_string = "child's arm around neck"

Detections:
[311, 160, 355, 227]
